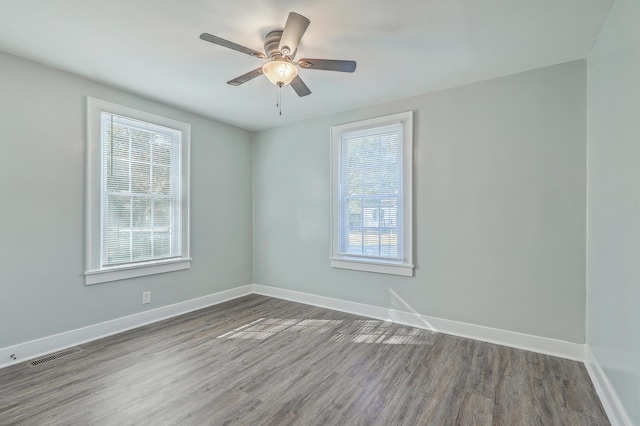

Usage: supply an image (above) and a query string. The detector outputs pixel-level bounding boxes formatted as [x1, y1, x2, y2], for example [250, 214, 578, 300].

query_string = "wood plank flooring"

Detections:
[0, 295, 609, 425]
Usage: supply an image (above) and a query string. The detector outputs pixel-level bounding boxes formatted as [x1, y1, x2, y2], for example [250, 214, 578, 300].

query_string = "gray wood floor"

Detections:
[0, 295, 609, 425]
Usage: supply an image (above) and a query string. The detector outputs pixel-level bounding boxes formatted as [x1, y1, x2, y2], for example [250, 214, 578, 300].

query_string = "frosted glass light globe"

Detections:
[262, 60, 298, 85]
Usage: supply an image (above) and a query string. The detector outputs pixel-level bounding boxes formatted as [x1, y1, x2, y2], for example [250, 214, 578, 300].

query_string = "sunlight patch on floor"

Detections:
[217, 317, 432, 345]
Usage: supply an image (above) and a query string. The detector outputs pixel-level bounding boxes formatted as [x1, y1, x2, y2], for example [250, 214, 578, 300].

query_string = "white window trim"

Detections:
[85, 97, 191, 285]
[330, 111, 414, 276]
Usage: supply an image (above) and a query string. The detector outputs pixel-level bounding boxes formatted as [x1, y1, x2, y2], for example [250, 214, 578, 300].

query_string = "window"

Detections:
[85, 98, 190, 285]
[330, 111, 413, 276]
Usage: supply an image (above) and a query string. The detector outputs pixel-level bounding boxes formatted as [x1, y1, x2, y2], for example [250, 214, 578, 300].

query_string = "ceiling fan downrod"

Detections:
[277, 82, 283, 116]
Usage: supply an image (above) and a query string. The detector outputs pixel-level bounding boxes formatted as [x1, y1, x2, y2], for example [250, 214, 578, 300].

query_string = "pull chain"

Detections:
[276, 82, 283, 116]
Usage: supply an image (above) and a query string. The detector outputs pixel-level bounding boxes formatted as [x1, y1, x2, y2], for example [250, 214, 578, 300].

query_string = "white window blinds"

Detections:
[338, 123, 403, 260]
[100, 112, 183, 267]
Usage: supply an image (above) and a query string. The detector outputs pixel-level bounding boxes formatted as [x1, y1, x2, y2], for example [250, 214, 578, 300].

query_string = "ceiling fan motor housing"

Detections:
[264, 30, 290, 58]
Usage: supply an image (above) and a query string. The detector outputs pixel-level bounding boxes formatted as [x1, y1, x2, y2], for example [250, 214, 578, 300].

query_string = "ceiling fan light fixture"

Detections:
[261, 60, 298, 86]
[200, 11, 356, 103]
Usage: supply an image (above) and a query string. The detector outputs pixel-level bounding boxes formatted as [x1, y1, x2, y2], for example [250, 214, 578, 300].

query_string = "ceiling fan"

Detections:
[199, 12, 356, 100]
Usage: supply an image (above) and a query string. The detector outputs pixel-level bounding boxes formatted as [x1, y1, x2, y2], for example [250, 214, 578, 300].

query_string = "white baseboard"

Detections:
[420, 314, 586, 362]
[252, 284, 394, 320]
[0, 285, 253, 370]
[0, 283, 585, 372]
[252, 284, 585, 361]
[584, 347, 632, 426]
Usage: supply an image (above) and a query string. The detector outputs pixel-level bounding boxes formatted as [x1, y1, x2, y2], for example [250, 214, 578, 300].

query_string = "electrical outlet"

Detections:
[142, 291, 151, 304]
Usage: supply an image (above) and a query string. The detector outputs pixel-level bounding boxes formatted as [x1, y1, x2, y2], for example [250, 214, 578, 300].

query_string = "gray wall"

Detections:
[254, 61, 587, 343]
[0, 51, 254, 348]
[586, 0, 640, 422]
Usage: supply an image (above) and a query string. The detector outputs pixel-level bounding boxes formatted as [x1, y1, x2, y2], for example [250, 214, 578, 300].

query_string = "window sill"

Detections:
[330, 257, 414, 277]
[85, 258, 191, 285]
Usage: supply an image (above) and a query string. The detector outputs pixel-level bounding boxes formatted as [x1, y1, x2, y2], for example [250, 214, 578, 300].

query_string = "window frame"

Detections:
[85, 97, 191, 285]
[330, 111, 414, 276]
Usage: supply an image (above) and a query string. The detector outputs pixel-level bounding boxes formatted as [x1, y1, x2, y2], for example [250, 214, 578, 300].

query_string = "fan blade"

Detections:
[200, 33, 266, 59]
[297, 58, 356, 73]
[278, 12, 310, 57]
[290, 75, 311, 97]
[227, 68, 263, 86]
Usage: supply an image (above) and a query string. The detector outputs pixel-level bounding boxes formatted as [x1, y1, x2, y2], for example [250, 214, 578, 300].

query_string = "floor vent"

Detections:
[27, 347, 83, 367]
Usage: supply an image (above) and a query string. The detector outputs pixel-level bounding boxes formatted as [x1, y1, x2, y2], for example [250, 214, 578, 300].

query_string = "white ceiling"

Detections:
[0, 0, 611, 131]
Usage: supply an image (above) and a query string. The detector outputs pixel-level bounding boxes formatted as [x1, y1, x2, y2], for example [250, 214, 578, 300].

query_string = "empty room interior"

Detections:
[0, 0, 638, 424]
